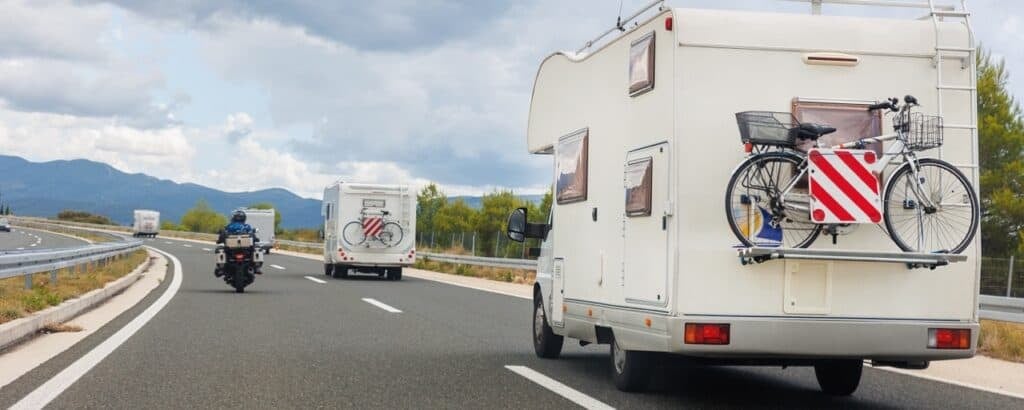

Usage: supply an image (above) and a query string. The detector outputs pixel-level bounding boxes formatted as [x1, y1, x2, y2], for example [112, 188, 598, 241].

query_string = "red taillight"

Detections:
[685, 323, 730, 345]
[928, 328, 971, 349]
[664, 16, 673, 31]
[234, 254, 244, 261]
[744, 142, 753, 153]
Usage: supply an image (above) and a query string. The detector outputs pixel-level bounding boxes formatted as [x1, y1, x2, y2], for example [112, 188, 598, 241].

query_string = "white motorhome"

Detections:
[321, 181, 416, 280]
[508, 1, 979, 395]
[242, 208, 276, 252]
[132, 210, 160, 238]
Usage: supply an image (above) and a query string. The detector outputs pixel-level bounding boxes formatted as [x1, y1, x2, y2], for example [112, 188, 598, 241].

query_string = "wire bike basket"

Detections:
[901, 112, 943, 151]
[735, 111, 801, 147]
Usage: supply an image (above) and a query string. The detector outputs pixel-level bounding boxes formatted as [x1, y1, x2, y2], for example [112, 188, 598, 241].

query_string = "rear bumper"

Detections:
[340, 254, 415, 268]
[668, 315, 978, 361]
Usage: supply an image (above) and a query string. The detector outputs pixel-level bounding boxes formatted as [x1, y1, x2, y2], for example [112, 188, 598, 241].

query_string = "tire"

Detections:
[725, 152, 822, 248]
[883, 158, 979, 254]
[332, 264, 349, 279]
[234, 286, 245, 293]
[342, 221, 367, 246]
[814, 360, 863, 396]
[324, 264, 333, 276]
[610, 335, 651, 392]
[532, 292, 563, 359]
[379, 222, 404, 247]
[386, 267, 403, 281]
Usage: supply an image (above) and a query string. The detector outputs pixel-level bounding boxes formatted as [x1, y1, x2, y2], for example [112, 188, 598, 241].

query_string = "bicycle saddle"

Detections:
[794, 123, 837, 140]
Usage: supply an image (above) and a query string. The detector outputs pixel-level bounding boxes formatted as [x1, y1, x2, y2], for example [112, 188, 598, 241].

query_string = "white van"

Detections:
[132, 210, 160, 238]
[242, 208, 276, 253]
[507, 1, 979, 395]
[321, 181, 416, 280]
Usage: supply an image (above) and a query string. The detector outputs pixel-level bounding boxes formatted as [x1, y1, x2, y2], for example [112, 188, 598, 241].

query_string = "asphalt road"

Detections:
[0, 228, 88, 252]
[1, 236, 1022, 409]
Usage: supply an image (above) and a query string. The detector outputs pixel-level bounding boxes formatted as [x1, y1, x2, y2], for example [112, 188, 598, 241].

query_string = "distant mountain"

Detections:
[0, 155, 322, 228]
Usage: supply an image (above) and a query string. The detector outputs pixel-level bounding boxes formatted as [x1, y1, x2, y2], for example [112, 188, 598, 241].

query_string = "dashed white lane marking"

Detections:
[164, 241, 173, 245]
[16, 247, 24, 250]
[505, 366, 615, 410]
[304, 276, 326, 284]
[270, 264, 285, 270]
[182, 244, 192, 248]
[202, 248, 212, 252]
[29, 244, 36, 247]
[362, 298, 402, 313]
[11, 247, 184, 410]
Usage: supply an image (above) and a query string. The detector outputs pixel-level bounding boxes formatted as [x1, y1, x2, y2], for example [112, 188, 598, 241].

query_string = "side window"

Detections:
[556, 128, 589, 204]
[792, 99, 883, 154]
[629, 31, 656, 96]
[625, 157, 653, 217]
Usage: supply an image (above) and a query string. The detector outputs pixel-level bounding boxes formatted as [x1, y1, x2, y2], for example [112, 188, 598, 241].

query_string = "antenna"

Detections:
[576, 0, 665, 54]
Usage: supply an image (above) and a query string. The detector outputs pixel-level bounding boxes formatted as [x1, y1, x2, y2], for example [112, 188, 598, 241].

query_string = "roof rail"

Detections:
[785, 0, 955, 14]
[575, 0, 666, 54]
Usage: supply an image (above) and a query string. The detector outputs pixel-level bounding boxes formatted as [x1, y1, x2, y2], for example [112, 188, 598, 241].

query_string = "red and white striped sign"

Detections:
[363, 217, 384, 237]
[808, 148, 882, 224]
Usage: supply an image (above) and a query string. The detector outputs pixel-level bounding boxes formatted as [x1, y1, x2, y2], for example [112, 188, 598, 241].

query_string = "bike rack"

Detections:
[738, 246, 967, 269]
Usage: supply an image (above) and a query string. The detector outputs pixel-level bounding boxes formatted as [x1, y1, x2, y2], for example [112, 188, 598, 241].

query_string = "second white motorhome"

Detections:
[241, 208, 276, 253]
[132, 210, 160, 238]
[508, 1, 980, 395]
[321, 181, 416, 281]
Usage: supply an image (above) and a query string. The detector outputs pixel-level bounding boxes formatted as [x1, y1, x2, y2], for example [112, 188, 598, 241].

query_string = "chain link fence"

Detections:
[980, 256, 1024, 298]
[415, 231, 540, 259]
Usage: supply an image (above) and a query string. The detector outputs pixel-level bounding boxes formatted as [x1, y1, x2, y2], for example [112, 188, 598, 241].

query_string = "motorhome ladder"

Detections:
[400, 185, 412, 230]
[927, 0, 979, 177]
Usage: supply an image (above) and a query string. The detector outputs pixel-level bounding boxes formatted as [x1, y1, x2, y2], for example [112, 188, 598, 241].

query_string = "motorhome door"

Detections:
[623, 142, 670, 307]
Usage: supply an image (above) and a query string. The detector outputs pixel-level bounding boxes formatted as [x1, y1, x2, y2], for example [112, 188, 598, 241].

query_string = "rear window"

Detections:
[792, 99, 883, 153]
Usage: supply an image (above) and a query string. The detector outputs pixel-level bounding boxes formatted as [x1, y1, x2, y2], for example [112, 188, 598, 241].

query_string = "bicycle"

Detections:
[342, 209, 404, 247]
[724, 95, 979, 254]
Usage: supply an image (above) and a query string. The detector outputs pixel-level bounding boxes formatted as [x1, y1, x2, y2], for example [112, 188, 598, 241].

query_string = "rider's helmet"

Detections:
[231, 210, 246, 224]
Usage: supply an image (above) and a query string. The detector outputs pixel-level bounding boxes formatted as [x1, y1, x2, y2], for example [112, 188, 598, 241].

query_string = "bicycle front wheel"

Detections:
[883, 158, 979, 254]
[342, 221, 367, 246]
[725, 152, 821, 248]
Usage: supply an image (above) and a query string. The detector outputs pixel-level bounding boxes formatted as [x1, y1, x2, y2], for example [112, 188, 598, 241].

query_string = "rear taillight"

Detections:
[928, 328, 971, 349]
[685, 323, 730, 345]
[234, 254, 244, 261]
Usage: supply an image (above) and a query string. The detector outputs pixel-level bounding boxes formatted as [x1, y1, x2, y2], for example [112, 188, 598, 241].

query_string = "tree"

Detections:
[180, 200, 227, 233]
[248, 202, 282, 234]
[977, 48, 1024, 256]
[474, 190, 525, 256]
[434, 199, 476, 234]
[416, 183, 447, 234]
[56, 210, 115, 225]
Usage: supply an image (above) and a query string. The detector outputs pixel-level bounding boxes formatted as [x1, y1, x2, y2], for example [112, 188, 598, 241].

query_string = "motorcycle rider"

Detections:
[215, 210, 261, 277]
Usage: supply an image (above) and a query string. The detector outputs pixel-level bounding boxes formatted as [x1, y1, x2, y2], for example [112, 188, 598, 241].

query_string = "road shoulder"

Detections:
[0, 250, 167, 389]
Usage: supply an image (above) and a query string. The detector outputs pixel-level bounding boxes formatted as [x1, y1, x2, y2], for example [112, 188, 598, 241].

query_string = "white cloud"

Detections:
[222, 112, 253, 141]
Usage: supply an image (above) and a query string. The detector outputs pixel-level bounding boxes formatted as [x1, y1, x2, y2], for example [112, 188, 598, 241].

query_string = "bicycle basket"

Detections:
[735, 111, 800, 147]
[903, 113, 943, 151]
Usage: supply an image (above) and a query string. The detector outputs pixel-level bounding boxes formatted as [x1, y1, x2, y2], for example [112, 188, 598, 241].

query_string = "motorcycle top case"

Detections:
[224, 235, 255, 248]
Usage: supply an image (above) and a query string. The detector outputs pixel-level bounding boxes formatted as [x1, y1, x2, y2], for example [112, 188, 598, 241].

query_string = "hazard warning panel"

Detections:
[807, 148, 882, 224]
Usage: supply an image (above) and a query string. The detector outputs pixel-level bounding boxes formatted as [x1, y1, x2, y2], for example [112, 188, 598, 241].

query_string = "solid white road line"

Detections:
[270, 264, 285, 270]
[304, 276, 326, 284]
[505, 366, 614, 410]
[362, 298, 402, 313]
[11, 247, 184, 410]
[869, 363, 1024, 401]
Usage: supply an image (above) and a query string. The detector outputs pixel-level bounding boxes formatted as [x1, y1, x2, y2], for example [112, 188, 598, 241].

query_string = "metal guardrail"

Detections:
[276, 239, 321, 248]
[420, 252, 538, 270]
[0, 239, 143, 289]
[979, 295, 1024, 323]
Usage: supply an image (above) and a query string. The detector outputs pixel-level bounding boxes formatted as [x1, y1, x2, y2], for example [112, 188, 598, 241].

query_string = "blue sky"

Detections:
[0, 0, 1021, 198]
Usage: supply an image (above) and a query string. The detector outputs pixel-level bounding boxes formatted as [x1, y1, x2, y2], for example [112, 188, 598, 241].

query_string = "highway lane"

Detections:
[0, 228, 88, 252]
[1, 236, 1022, 408]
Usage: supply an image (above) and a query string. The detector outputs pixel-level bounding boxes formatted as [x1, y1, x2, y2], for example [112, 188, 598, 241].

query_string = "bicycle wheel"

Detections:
[378, 222, 404, 247]
[883, 158, 978, 254]
[725, 152, 822, 248]
[342, 221, 367, 246]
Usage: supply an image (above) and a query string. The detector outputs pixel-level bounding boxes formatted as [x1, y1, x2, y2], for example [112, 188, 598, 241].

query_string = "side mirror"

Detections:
[506, 208, 527, 242]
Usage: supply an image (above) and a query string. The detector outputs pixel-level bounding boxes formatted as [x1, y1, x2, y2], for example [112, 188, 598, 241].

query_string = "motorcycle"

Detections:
[215, 233, 263, 293]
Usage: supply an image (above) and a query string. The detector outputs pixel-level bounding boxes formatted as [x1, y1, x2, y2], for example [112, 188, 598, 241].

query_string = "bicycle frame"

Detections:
[774, 132, 937, 218]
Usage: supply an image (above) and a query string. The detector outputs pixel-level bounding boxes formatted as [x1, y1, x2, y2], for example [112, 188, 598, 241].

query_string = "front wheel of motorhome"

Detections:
[610, 337, 651, 392]
[532, 295, 563, 359]
[813, 360, 862, 396]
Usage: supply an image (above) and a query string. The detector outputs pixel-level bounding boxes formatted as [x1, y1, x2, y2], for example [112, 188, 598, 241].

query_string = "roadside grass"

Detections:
[0, 249, 150, 325]
[979, 319, 1024, 363]
[414, 257, 535, 285]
